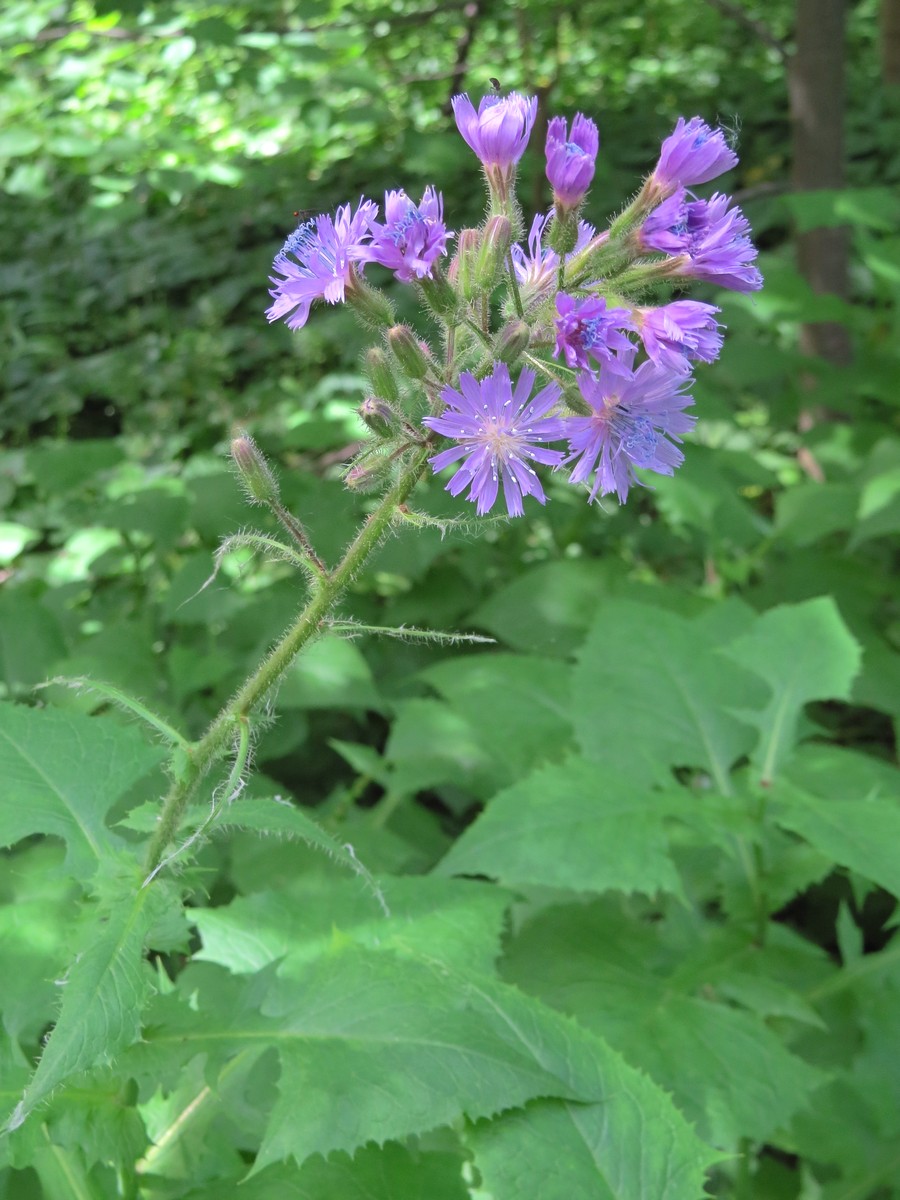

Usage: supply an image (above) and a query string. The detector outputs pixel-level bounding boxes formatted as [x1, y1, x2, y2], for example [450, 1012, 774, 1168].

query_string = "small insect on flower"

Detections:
[423, 362, 567, 517]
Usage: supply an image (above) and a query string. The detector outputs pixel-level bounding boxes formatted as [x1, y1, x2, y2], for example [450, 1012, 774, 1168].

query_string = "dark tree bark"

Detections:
[788, 0, 852, 364]
[882, 0, 900, 85]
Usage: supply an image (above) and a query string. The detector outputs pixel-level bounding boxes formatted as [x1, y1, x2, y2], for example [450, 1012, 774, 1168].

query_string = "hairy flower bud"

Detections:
[450, 227, 481, 298]
[344, 453, 394, 492]
[364, 346, 400, 405]
[343, 268, 396, 330]
[388, 324, 432, 381]
[418, 267, 459, 321]
[475, 215, 512, 290]
[230, 434, 280, 506]
[493, 319, 530, 365]
[358, 395, 401, 439]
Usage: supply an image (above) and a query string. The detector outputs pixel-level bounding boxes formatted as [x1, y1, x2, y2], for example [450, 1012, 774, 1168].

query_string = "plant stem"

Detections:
[143, 446, 431, 879]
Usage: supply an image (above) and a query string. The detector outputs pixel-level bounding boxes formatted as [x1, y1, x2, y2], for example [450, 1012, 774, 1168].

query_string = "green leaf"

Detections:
[137, 952, 594, 1174]
[0, 704, 165, 877]
[771, 778, 900, 899]
[468, 1093, 714, 1200]
[419, 653, 574, 790]
[469, 560, 615, 655]
[5, 878, 173, 1131]
[221, 796, 383, 893]
[503, 901, 827, 1146]
[726, 598, 862, 783]
[185, 1144, 469, 1199]
[193, 875, 510, 975]
[572, 601, 761, 791]
[436, 759, 684, 899]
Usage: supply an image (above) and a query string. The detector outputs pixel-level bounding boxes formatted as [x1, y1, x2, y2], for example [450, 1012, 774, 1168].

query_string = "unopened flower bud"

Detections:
[364, 346, 400, 405]
[388, 324, 432, 381]
[344, 453, 394, 492]
[451, 228, 481, 298]
[358, 395, 401, 439]
[230, 434, 280, 506]
[493, 319, 530, 365]
[418, 267, 459, 321]
[344, 268, 396, 330]
[475, 215, 512, 289]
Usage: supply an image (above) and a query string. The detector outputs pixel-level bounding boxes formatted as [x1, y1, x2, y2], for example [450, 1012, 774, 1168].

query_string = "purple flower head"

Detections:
[652, 116, 738, 193]
[554, 292, 636, 370]
[677, 192, 763, 292]
[564, 356, 697, 504]
[634, 301, 723, 374]
[266, 198, 377, 330]
[452, 92, 538, 170]
[545, 113, 599, 210]
[423, 362, 566, 517]
[356, 186, 451, 283]
[511, 213, 596, 302]
[638, 187, 691, 255]
[639, 190, 762, 293]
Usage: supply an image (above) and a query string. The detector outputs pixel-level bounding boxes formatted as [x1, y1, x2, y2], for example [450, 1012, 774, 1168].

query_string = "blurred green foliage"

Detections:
[1, 1, 900, 1197]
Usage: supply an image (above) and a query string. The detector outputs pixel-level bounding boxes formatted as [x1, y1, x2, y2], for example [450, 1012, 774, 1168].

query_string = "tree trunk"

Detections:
[882, 0, 900, 85]
[788, 0, 852, 365]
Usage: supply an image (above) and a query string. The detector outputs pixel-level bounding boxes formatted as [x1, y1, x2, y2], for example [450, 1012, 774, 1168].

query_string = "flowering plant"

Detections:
[266, 91, 760, 518]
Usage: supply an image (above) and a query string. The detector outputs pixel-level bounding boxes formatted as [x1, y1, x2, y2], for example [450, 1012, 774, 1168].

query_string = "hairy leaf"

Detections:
[0, 704, 164, 878]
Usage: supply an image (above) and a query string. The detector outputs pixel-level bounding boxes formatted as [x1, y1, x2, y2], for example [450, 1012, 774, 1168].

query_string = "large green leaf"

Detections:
[0, 704, 164, 878]
[4, 877, 174, 1131]
[418, 652, 574, 792]
[725, 598, 861, 783]
[137, 953, 588, 1174]
[468, 1093, 714, 1200]
[572, 601, 762, 791]
[184, 1145, 470, 1200]
[503, 901, 827, 1146]
[772, 779, 900, 899]
[194, 874, 510, 975]
[436, 759, 683, 899]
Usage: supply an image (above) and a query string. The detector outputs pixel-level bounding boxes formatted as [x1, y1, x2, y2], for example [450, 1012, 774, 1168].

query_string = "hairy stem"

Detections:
[143, 447, 431, 878]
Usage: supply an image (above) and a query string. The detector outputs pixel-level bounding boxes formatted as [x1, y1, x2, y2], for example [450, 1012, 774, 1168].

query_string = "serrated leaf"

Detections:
[771, 779, 900, 899]
[436, 759, 684, 900]
[0, 704, 165, 878]
[137, 952, 592, 1174]
[4, 880, 173, 1131]
[468, 1092, 715, 1200]
[572, 602, 762, 791]
[194, 875, 510, 975]
[183, 1144, 469, 1199]
[725, 598, 862, 783]
[221, 796, 369, 878]
[503, 902, 827, 1146]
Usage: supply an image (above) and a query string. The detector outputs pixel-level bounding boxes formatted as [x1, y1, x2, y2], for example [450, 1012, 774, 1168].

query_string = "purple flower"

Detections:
[634, 301, 723, 374]
[637, 187, 692, 255]
[423, 362, 566, 516]
[652, 116, 738, 192]
[511, 213, 596, 302]
[354, 186, 450, 283]
[677, 192, 763, 292]
[545, 113, 599, 210]
[554, 292, 635, 370]
[266, 198, 377, 330]
[639, 191, 762, 293]
[452, 92, 538, 169]
[564, 356, 696, 503]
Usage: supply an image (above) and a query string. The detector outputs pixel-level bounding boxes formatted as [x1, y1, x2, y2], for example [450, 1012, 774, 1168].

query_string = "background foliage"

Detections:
[1, 1, 899, 1197]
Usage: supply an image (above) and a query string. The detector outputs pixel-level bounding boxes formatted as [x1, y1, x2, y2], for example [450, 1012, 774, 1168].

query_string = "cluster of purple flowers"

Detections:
[267, 90, 762, 517]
